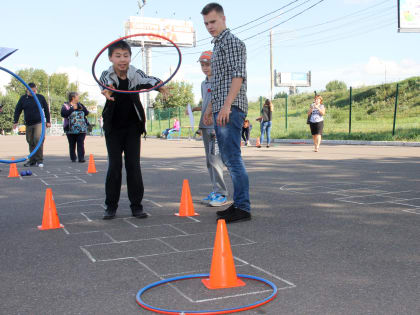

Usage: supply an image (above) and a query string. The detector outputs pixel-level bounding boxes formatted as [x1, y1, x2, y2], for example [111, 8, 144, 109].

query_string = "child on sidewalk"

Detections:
[188, 50, 228, 207]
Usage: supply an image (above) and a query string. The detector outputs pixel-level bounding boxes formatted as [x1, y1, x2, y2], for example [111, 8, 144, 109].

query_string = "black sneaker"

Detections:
[216, 204, 235, 218]
[222, 207, 251, 224]
[103, 208, 116, 220]
[132, 211, 148, 219]
[23, 161, 36, 167]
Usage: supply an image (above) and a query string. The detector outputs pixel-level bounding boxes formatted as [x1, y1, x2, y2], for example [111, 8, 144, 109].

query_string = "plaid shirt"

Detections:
[210, 28, 248, 114]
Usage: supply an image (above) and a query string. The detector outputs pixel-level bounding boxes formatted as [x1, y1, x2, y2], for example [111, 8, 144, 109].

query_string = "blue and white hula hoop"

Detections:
[0, 66, 46, 164]
[136, 273, 278, 314]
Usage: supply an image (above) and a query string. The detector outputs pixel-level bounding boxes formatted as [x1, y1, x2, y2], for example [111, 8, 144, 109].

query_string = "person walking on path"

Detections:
[308, 95, 326, 152]
[256, 99, 273, 148]
[202, 2, 251, 223]
[188, 50, 228, 207]
[61, 92, 89, 163]
[241, 119, 252, 146]
[13, 82, 51, 167]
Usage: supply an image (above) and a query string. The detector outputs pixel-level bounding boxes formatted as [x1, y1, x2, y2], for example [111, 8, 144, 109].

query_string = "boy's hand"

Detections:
[101, 85, 115, 101]
[216, 105, 231, 127]
[158, 86, 171, 100]
[203, 108, 213, 126]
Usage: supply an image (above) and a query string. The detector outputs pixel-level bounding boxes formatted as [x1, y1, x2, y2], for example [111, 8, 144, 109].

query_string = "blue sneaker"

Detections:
[209, 194, 228, 207]
[201, 192, 216, 205]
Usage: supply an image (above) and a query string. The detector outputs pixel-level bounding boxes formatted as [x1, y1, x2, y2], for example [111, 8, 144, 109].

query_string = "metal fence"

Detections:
[142, 82, 418, 141]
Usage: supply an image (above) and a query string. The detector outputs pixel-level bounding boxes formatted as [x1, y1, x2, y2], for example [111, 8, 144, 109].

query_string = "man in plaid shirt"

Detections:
[202, 2, 251, 223]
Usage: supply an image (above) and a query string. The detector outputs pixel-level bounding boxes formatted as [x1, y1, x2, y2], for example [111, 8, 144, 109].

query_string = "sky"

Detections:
[1, 0, 419, 105]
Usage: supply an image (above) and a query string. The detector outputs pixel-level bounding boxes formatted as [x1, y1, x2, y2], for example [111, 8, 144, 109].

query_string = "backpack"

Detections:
[68, 110, 88, 134]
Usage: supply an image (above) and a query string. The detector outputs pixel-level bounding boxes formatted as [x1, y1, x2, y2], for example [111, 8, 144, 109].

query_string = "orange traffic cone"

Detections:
[8, 157, 19, 178]
[175, 179, 199, 216]
[38, 188, 64, 230]
[87, 154, 97, 174]
[202, 219, 246, 289]
[256, 137, 261, 148]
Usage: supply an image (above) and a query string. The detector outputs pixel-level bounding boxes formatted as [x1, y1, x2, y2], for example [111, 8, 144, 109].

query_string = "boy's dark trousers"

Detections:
[104, 123, 144, 213]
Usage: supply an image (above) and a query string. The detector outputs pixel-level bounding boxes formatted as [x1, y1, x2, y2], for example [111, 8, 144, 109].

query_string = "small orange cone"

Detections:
[256, 137, 261, 147]
[87, 154, 97, 174]
[175, 179, 199, 216]
[202, 219, 246, 289]
[38, 188, 64, 230]
[8, 157, 19, 178]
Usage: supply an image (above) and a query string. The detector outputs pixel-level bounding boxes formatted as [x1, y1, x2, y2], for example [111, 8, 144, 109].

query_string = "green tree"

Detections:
[154, 81, 194, 109]
[0, 92, 20, 132]
[3, 67, 98, 124]
[49, 73, 69, 96]
[274, 92, 288, 99]
[326, 80, 347, 92]
[6, 68, 49, 95]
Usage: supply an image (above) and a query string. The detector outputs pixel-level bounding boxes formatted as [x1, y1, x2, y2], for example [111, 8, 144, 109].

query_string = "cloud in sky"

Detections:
[312, 56, 420, 91]
[56, 66, 103, 103]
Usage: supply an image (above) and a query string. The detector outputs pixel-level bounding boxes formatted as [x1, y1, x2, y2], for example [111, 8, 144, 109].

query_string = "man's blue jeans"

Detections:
[214, 106, 250, 212]
[260, 121, 272, 145]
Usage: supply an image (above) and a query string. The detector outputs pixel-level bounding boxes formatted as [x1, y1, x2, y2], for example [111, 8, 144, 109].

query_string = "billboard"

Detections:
[274, 71, 311, 87]
[124, 16, 195, 47]
[398, 0, 420, 32]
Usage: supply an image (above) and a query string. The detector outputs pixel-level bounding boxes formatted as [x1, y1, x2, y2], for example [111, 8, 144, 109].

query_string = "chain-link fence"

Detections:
[146, 82, 420, 142]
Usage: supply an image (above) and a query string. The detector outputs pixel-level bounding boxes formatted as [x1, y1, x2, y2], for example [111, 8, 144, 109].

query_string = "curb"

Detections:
[147, 135, 420, 147]
[272, 139, 420, 147]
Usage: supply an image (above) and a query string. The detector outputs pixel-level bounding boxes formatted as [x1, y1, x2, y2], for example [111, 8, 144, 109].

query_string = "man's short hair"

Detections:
[201, 2, 224, 15]
[108, 40, 132, 57]
[28, 82, 36, 88]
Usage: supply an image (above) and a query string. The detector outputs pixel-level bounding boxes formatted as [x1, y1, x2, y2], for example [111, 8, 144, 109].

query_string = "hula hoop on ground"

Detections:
[0, 66, 46, 164]
[135, 273, 277, 315]
[92, 33, 182, 94]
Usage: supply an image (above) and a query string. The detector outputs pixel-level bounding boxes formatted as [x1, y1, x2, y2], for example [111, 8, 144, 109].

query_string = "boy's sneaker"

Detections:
[216, 204, 235, 217]
[222, 207, 251, 224]
[201, 192, 215, 205]
[209, 194, 227, 207]
[37, 162, 44, 168]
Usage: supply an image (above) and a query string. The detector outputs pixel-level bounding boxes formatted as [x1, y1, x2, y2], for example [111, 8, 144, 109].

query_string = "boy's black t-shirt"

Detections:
[112, 77, 140, 129]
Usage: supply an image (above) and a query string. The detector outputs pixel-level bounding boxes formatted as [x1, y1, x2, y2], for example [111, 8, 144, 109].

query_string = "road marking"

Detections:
[80, 246, 96, 262]
[80, 212, 92, 222]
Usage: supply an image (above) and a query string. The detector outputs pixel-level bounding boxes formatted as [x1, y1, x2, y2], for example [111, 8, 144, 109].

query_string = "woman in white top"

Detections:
[307, 95, 326, 152]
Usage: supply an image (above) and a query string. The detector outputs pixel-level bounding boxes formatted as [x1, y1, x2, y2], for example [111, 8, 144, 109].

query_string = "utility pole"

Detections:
[137, 0, 149, 114]
[270, 30, 274, 100]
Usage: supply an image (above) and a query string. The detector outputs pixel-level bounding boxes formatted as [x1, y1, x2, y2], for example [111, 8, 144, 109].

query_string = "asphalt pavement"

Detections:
[0, 135, 419, 315]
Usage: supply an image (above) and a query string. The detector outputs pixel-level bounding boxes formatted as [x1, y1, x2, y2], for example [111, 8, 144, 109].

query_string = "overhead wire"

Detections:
[241, 0, 326, 41]
[149, 0, 328, 59]
[244, 1, 395, 55]
[195, 0, 302, 44]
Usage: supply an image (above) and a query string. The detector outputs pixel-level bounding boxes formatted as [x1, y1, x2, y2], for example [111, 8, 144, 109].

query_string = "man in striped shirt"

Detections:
[202, 2, 251, 223]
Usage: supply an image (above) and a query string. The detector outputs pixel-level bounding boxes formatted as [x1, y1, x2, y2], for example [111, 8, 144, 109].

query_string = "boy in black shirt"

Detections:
[99, 40, 169, 219]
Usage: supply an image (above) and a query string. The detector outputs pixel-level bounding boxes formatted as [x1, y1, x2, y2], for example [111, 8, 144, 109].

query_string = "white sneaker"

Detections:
[209, 194, 228, 207]
[201, 192, 215, 205]
[37, 163, 44, 168]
